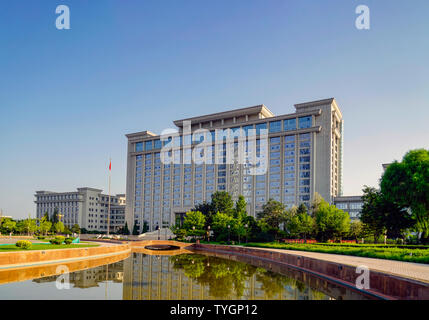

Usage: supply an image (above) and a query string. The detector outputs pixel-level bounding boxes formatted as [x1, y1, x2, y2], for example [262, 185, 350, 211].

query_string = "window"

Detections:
[256, 123, 267, 135]
[136, 142, 143, 152]
[243, 125, 254, 136]
[285, 135, 295, 142]
[269, 121, 281, 133]
[154, 139, 162, 149]
[284, 119, 296, 131]
[270, 137, 281, 144]
[145, 140, 153, 151]
[300, 156, 310, 163]
[300, 133, 311, 141]
[298, 116, 312, 129]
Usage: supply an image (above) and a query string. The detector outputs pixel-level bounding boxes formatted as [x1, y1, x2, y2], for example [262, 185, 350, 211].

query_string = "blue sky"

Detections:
[0, 0, 428, 219]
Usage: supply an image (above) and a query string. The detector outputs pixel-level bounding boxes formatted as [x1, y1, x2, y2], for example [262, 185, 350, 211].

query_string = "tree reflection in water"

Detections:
[169, 254, 316, 299]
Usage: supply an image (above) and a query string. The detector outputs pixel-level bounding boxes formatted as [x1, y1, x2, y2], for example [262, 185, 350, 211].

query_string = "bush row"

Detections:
[245, 242, 429, 264]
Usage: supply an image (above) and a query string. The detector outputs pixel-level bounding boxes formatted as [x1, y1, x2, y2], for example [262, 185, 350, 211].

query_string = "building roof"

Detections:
[125, 130, 157, 139]
[172, 104, 275, 127]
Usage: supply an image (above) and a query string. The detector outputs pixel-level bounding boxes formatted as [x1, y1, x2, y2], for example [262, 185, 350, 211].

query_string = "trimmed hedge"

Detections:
[49, 236, 65, 245]
[15, 240, 32, 250]
[245, 242, 429, 264]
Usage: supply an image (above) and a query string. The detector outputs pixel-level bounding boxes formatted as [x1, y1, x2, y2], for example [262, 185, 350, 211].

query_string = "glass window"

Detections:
[256, 123, 267, 135]
[300, 179, 310, 186]
[270, 137, 281, 144]
[269, 121, 281, 133]
[243, 125, 254, 136]
[136, 142, 143, 152]
[300, 156, 310, 163]
[298, 116, 312, 129]
[284, 118, 296, 131]
[145, 140, 153, 151]
[285, 135, 295, 142]
[300, 133, 311, 141]
[153, 139, 161, 149]
[270, 151, 280, 159]
[300, 164, 310, 170]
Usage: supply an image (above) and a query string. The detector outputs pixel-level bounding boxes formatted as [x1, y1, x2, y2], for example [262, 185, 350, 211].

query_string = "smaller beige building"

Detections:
[34, 188, 126, 233]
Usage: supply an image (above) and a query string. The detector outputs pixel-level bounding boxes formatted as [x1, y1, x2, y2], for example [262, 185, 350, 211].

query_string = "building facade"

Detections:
[126, 98, 344, 233]
[333, 196, 363, 221]
[34, 188, 126, 232]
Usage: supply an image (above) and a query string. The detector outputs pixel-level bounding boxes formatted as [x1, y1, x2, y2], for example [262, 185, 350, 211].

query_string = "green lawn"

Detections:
[0, 243, 100, 252]
[243, 242, 429, 264]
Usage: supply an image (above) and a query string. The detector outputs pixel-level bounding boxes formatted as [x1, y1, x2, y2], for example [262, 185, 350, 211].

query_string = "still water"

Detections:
[0, 252, 371, 300]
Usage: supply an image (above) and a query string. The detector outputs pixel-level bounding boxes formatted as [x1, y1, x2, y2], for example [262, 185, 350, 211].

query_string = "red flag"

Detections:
[109, 160, 111, 171]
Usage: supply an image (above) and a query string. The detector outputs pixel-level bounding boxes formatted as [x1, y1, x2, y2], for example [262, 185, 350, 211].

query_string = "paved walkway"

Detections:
[249, 247, 429, 283]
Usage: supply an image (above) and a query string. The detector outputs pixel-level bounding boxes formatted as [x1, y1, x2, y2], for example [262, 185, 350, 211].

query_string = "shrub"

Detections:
[49, 236, 65, 245]
[37, 236, 45, 240]
[64, 238, 73, 245]
[16, 240, 32, 250]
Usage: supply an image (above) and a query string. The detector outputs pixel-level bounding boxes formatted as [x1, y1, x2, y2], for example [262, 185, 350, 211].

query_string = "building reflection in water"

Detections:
[33, 261, 124, 289]
[31, 253, 370, 300]
[122, 253, 330, 300]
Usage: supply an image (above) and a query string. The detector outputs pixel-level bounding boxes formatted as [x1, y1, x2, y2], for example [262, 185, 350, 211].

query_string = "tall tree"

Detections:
[288, 212, 314, 242]
[71, 224, 81, 234]
[234, 195, 247, 221]
[381, 149, 429, 242]
[361, 186, 413, 241]
[53, 221, 65, 234]
[183, 210, 206, 232]
[258, 199, 287, 240]
[314, 198, 350, 241]
[39, 216, 52, 235]
[360, 186, 387, 242]
[211, 191, 234, 216]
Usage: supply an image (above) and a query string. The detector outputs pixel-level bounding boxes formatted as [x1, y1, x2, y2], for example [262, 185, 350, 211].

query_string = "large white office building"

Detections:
[125, 98, 344, 233]
[35, 188, 126, 232]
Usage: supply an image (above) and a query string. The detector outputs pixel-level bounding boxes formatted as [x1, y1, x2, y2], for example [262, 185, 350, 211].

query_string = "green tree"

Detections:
[211, 191, 234, 216]
[257, 199, 287, 240]
[22, 216, 38, 235]
[234, 195, 247, 220]
[142, 221, 149, 233]
[51, 208, 60, 224]
[71, 224, 81, 234]
[53, 221, 65, 234]
[39, 216, 52, 236]
[2, 219, 16, 234]
[360, 186, 386, 242]
[288, 212, 314, 242]
[183, 211, 206, 237]
[360, 186, 412, 241]
[348, 220, 364, 241]
[381, 149, 429, 242]
[297, 203, 308, 215]
[212, 212, 236, 241]
[121, 222, 130, 235]
[314, 198, 350, 241]
[132, 222, 140, 235]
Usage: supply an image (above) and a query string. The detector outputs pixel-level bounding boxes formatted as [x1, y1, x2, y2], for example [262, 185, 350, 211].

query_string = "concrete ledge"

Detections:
[0, 251, 130, 285]
[0, 243, 130, 270]
[193, 244, 429, 300]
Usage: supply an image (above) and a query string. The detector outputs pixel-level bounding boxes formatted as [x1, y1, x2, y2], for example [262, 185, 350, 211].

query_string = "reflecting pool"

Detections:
[0, 252, 372, 300]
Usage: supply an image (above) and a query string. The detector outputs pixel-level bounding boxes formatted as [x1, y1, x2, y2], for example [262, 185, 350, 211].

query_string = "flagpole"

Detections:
[107, 158, 111, 236]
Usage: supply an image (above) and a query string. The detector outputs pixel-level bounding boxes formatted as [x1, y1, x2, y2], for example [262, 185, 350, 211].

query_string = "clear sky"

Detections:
[0, 0, 428, 219]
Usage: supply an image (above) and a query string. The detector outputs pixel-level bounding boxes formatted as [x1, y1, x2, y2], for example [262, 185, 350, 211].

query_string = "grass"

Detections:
[243, 242, 429, 264]
[0, 243, 100, 252]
